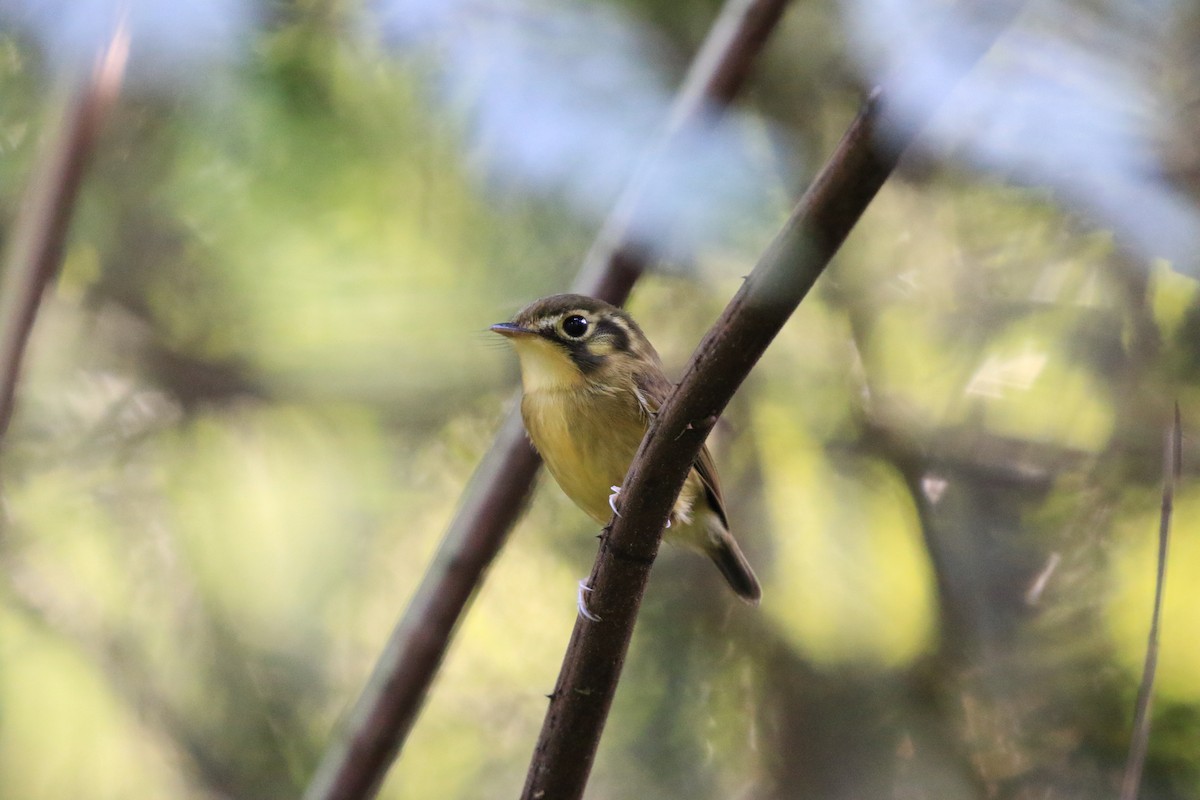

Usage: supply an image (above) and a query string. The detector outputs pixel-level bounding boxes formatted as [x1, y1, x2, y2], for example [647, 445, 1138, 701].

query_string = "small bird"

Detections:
[491, 293, 761, 605]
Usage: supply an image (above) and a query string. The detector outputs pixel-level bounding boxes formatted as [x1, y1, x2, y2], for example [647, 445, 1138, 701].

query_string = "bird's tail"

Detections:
[707, 527, 762, 605]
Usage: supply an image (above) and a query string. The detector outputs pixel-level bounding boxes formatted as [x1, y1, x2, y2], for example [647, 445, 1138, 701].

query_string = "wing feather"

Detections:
[633, 368, 730, 530]
[693, 444, 730, 529]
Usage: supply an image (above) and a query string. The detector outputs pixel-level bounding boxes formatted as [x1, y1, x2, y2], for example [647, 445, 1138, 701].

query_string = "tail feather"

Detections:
[708, 532, 762, 605]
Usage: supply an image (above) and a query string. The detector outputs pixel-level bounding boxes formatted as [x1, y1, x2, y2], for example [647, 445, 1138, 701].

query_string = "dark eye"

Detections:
[561, 315, 589, 338]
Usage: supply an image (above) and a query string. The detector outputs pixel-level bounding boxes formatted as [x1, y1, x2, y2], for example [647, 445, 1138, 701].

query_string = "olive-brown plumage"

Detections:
[491, 293, 761, 603]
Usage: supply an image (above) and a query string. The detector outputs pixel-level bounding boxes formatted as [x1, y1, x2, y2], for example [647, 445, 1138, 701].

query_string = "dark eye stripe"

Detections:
[566, 343, 603, 374]
[594, 317, 630, 352]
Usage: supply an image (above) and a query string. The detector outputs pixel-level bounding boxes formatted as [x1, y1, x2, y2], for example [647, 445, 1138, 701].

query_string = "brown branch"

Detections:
[519, 86, 898, 800]
[1119, 403, 1182, 800]
[0, 24, 129, 443]
[301, 3, 792, 799]
[521, 5, 1026, 796]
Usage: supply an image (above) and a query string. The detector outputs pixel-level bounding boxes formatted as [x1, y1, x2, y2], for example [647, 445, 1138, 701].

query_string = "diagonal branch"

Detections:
[1119, 403, 1182, 800]
[520, 86, 899, 800]
[521, 5, 1026, 797]
[301, 3, 792, 799]
[0, 24, 129, 444]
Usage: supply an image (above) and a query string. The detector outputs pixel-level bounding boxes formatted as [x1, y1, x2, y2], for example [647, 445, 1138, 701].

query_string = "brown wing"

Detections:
[632, 366, 670, 419]
[633, 368, 730, 530]
[693, 443, 730, 529]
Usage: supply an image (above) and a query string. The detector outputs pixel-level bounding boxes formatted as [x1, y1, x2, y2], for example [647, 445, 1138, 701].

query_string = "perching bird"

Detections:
[491, 293, 761, 605]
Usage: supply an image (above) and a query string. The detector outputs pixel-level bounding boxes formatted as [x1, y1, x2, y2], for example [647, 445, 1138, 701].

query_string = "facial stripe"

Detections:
[508, 302, 646, 379]
[594, 317, 630, 353]
[566, 340, 604, 374]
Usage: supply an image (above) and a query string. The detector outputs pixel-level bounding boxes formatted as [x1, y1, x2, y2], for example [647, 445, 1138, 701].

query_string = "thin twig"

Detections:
[1119, 403, 1182, 800]
[301, 4, 791, 799]
[520, 86, 899, 800]
[0, 24, 129, 443]
[521, 5, 1026, 796]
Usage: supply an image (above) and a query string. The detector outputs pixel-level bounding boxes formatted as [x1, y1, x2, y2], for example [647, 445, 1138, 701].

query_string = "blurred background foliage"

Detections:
[0, 0, 1198, 798]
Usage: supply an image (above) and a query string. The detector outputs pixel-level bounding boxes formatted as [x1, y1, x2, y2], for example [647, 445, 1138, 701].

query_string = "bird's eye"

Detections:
[561, 315, 589, 338]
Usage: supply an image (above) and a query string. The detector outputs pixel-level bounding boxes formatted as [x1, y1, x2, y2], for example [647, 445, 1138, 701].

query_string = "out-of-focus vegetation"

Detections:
[1, 0, 1198, 798]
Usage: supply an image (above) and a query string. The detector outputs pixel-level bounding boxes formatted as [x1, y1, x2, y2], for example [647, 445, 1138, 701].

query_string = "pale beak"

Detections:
[490, 322, 535, 338]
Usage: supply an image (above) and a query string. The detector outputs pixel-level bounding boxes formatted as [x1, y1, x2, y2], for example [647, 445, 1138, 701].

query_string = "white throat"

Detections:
[512, 337, 584, 393]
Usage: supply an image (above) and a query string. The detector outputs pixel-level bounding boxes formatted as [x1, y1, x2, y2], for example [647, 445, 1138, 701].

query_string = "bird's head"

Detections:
[491, 293, 658, 393]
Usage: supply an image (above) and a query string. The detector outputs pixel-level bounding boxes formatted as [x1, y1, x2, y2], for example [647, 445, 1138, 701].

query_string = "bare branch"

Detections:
[519, 87, 897, 800]
[1119, 404, 1182, 800]
[301, 3, 792, 799]
[521, 5, 1027, 796]
[0, 24, 129, 443]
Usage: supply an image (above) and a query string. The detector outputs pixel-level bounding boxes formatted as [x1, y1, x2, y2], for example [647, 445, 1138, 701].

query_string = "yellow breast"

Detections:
[521, 387, 647, 524]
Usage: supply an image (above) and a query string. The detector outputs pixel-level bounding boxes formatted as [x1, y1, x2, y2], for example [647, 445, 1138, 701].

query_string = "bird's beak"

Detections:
[490, 322, 535, 338]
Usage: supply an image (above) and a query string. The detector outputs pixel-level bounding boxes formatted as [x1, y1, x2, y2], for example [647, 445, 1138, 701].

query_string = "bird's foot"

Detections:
[608, 485, 622, 517]
[577, 580, 601, 622]
[609, 485, 672, 528]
